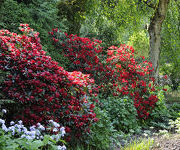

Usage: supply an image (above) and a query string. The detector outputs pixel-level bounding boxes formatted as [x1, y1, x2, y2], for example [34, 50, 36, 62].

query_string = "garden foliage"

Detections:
[99, 96, 139, 132]
[0, 118, 66, 150]
[49, 29, 159, 119]
[0, 24, 98, 142]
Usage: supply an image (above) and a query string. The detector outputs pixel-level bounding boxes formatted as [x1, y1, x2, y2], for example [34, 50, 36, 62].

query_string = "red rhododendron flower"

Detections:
[49, 28, 160, 120]
[0, 24, 98, 142]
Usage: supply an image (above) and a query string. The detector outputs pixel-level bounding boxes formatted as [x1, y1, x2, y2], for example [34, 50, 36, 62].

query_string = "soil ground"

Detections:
[152, 134, 180, 150]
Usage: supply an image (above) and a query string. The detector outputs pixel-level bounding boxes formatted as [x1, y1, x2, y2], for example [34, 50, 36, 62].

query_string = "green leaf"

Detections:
[4, 143, 19, 150]
[30, 140, 44, 149]
[43, 135, 51, 145]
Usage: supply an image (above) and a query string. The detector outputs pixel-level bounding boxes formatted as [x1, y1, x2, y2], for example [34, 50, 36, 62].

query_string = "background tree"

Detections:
[89, 0, 171, 81]
[57, 0, 89, 35]
[145, 0, 170, 81]
[0, 0, 69, 68]
[160, 0, 180, 90]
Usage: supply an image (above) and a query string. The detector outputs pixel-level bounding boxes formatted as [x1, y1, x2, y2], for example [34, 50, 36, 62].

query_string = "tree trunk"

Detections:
[148, 0, 170, 82]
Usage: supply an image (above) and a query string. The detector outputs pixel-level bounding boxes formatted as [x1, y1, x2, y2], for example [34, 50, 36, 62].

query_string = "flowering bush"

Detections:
[105, 45, 159, 119]
[0, 24, 97, 141]
[49, 30, 159, 119]
[0, 118, 66, 150]
[169, 117, 180, 134]
[48, 28, 106, 84]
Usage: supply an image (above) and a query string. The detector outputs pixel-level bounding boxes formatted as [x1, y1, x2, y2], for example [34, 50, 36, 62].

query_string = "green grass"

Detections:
[122, 138, 154, 150]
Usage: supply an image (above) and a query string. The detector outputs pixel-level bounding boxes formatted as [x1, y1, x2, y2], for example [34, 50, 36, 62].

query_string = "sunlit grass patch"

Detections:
[122, 138, 154, 150]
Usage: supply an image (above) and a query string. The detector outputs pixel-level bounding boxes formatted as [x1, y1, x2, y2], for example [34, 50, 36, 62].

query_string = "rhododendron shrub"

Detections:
[0, 24, 97, 141]
[49, 30, 159, 119]
[105, 45, 158, 119]
[48, 29, 109, 84]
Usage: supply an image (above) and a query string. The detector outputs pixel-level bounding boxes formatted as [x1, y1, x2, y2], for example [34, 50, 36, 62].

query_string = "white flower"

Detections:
[18, 120, 23, 125]
[57, 145, 66, 150]
[8, 126, 15, 135]
[25, 131, 31, 135]
[54, 135, 60, 141]
[49, 120, 53, 123]
[51, 136, 55, 140]
[22, 127, 28, 133]
[35, 129, 41, 136]
[26, 135, 33, 140]
[53, 122, 60, 128]
[16, 124, 23, 129]
[53, 128, 58, 132]
[17, 128, 21, 133]
[2, 109, 7, 114]
[11, 130, 15, 135]
[143, 133, 148, 137]
[10, 121, 15, 125]
[21, 134, 26, 138]
[60, 127, 66, 137]
[0, 119, 5, 124]
[30, 131, 36, 136]
[30, 125, 36, 131]
[37, 123, 41, 126]
[2, 124, 8, 132]
[30, 135, 36, 140]
[38, 125, 45, 131]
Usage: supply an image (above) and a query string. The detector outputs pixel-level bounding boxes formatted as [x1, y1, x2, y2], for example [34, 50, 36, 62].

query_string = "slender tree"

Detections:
[95, 0, 171, 81]
[144, 0, 170, 81]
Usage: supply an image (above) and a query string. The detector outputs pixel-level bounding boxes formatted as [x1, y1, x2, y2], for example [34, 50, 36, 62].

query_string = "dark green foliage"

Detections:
[0, 0, 69, 68]
[98, 96, 140, 133]
[15, 0, 33, 4]
[0, 70, 15, 110]
[0, 0, 5, 9]
[168, 103, 180, 120]
[57, 0, 88, 34]
[85, 24, 121, 50]
[145, 89, 171, 130]
[75, 106, 120, 150]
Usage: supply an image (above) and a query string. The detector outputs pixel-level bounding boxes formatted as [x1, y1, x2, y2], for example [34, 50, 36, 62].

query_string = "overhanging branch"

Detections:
[142, 0, 156, 9]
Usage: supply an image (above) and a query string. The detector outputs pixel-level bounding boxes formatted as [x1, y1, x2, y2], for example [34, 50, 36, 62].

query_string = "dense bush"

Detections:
[0, 24, 98, 142]
[0, 0, 69, 68]
[106, 46, 159, 119]
[168, 103, 180, 120]
[145, 88, 171, 129]
[0, 118, 66, 150]
[49, 28, 104, 73]
[84, 106, 120, 150]
[160, 63, 180, 91]
[49, 30, 159, 120]
[99, 96, 140, 133]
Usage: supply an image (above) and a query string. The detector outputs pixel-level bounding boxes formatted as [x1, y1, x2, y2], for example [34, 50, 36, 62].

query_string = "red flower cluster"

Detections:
[49, 29, 105, 83]
[49, 30, 159, 119]
[0, 24, 98, 140]
[105, 45, 158, 119]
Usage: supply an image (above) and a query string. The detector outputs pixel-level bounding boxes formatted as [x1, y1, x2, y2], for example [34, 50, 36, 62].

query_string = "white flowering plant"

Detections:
[0, 112, 66, 150]
[169, 117, 180, 134]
